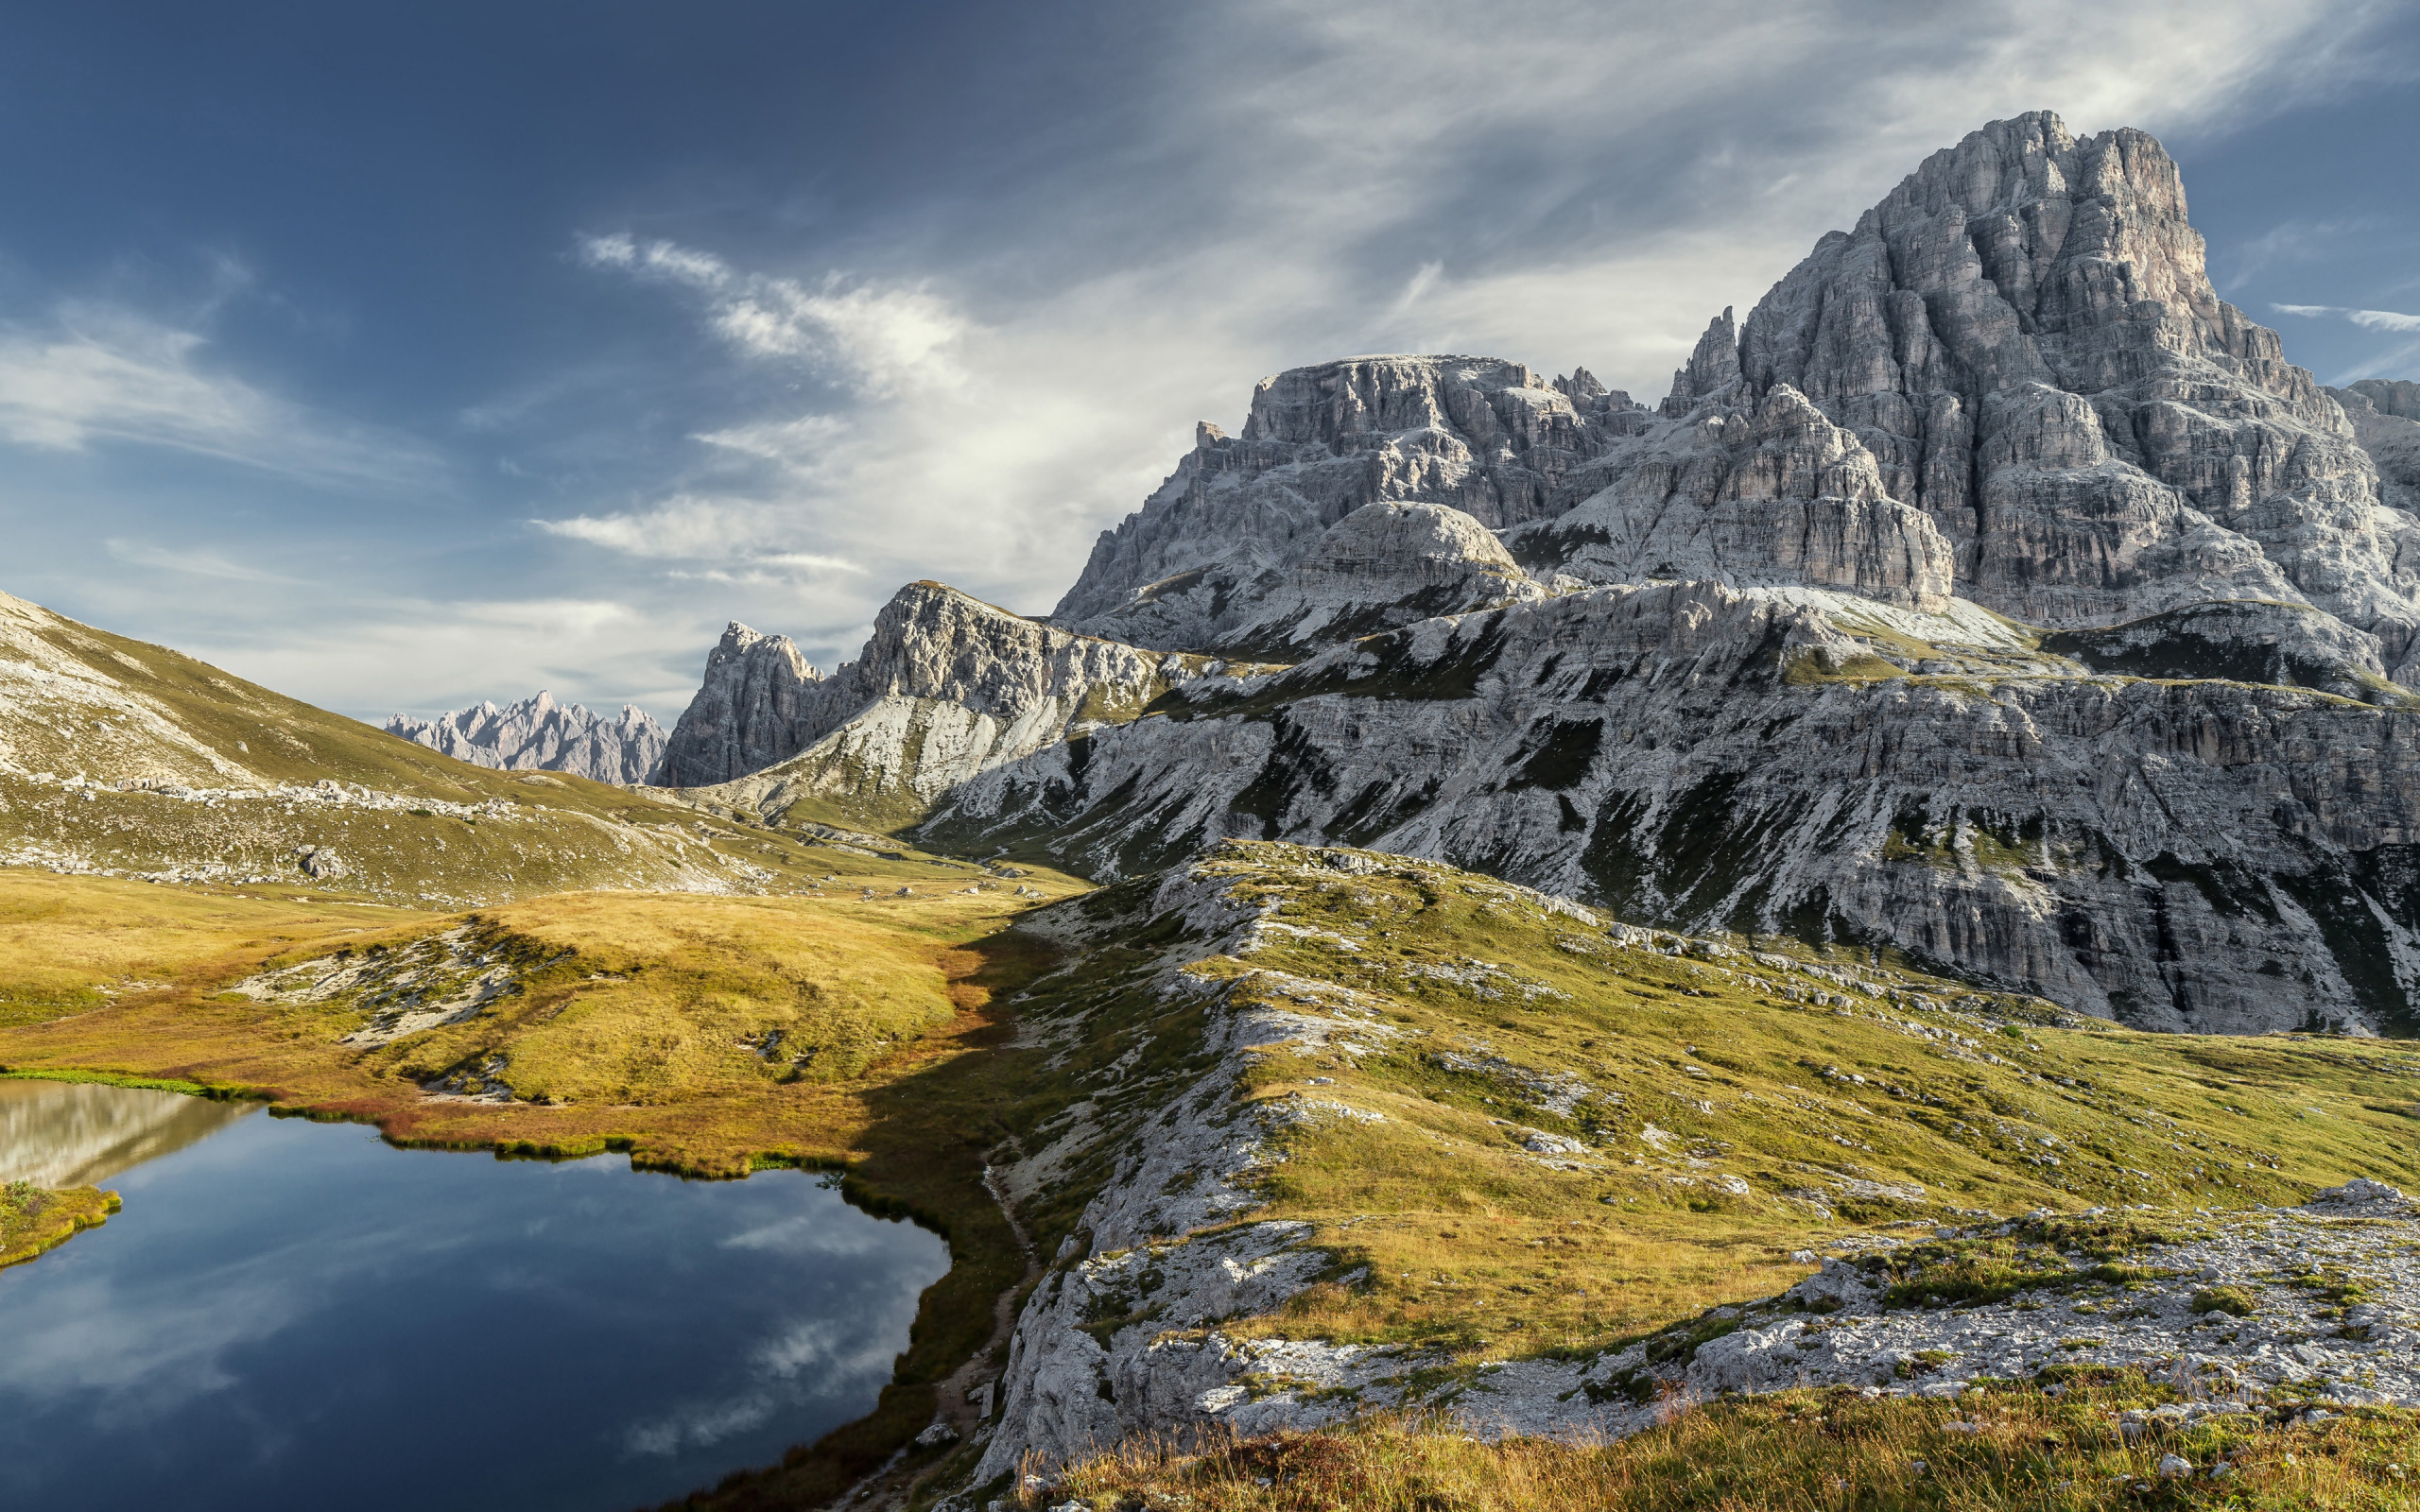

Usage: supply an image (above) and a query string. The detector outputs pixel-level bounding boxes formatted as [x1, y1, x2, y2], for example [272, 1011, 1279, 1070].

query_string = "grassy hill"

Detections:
[0, 588, 849, 904]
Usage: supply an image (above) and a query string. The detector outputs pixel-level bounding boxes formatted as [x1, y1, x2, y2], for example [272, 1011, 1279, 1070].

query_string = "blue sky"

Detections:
[2, 0, 2416, 725]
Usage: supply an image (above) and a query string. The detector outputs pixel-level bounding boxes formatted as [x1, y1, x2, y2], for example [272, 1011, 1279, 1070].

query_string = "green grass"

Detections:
[0, 1179, 118, 1269]
[0, 1068, 212, 1094]
[1088, 842, 2420, 1366]
[1043, 1378, 2420, 1511]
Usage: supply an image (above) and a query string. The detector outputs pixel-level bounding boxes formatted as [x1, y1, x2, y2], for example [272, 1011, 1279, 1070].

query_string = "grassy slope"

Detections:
[0, 590, 820, 904]
[1050, 1383, 2420, 1511]
[17, 829, 2420, 1510]
[0, 871, 419, 1026]
[1132, 844, 2420, 1365]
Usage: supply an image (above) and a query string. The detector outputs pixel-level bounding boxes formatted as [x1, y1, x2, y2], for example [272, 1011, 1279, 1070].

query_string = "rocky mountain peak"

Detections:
[650, 623, 829, 787]
[383, 691, 666, 786]
[1050, 353, 1650, 648]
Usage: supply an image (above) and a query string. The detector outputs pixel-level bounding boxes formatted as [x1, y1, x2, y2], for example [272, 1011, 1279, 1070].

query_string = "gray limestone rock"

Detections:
[2039, 600, 2405, 705]
[668, 580, 1204, 817]
[925, 579, 2420, 1035]
[1511, 384, 1956, 611]
[1214, 501, 1545, 656]
[2331, 383, 2420, 516]
[649, 624, 828, 787]
[1045, 112, 2420, 681]
[1050, 355, 1641, 650]
[384, 691, 666, 786]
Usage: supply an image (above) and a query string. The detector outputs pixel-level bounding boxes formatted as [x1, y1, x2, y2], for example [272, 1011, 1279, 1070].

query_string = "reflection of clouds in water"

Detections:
[717, 1213, 890, 1258]
[0, 1205, 480, 1425]
[619, 1316, 901, 1457]
[0, 1267, 302, 1421]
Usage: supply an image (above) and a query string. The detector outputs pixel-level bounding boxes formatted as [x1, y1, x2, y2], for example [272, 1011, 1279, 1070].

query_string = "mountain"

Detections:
[384, 691, 666, 785]
[653, 112, 2420, 1036]
[662, 581, 1210, 831]
[650, 622, 831, 787]
[0, 590, 788, 907]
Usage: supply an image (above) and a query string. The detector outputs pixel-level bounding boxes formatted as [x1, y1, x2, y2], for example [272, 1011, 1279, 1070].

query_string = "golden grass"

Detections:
[0, 870, 418, 1026]
[0, 1180, 118, 1269]
[1144, 846, 2420, 1364]
[0, 857, 1091, 1511]
[1045, 1381, 2420, 1511]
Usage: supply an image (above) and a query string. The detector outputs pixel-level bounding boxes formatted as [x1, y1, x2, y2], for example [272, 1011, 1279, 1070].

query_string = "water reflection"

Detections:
[0, 1082, 951, 1512]
[0, 1078, 252, 1185]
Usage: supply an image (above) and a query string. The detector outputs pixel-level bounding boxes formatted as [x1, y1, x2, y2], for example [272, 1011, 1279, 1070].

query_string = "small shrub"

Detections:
[2191, 1285, 2256, 1317]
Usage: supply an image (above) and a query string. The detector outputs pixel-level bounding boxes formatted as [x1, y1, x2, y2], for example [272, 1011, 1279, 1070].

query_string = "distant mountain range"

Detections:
[384, 692, 666, 786]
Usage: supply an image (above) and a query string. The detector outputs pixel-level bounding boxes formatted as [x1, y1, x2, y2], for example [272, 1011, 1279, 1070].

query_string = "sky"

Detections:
[1, 0, 2416, 726]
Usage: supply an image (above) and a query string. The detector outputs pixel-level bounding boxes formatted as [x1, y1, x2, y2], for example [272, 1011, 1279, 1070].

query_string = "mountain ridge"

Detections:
[634, 109, 2420, 1038]
[384, 691, 666, 786]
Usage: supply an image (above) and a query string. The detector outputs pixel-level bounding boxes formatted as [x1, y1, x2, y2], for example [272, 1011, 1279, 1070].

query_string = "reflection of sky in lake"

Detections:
[0, 1091, 950, 1511]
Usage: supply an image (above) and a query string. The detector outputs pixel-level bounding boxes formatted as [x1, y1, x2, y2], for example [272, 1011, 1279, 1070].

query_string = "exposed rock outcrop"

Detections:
[2334, 381, 2420, 515]
[649, 624, 829, 787]
[1050, 356, 1641, 649]
[1213, 501, 1546, 656]
[928, 579, 2420, 1035]
[384, 691, 665, 785]
[1512, 383, 1956, 610]
[671, 581, 1216, 820]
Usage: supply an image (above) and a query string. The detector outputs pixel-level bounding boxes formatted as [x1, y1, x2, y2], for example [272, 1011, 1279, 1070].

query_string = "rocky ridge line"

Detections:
[384, 691, 666, 786]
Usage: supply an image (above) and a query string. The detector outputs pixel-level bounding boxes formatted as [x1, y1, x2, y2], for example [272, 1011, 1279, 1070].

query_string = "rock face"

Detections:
[1052, 114, 2420, 679]
[2334, 381, 2420, 515]
[1513, 382, 1956, 611]
[1050, 356, 1640, 649]
[1215, 501, 1546, 656]
[929, 579, 2420, 1035]
[649, 624, 829, 787]
[662, 111, 2420, 1036]
[384, 692, 665, 785]
[666, 581, 1210, 820]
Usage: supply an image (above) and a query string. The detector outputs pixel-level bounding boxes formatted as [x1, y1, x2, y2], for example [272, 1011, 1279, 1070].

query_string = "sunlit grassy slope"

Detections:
[14, 829, 2420, 1512]
[1012, 843, 2420, 1365]
[0, 587, 843, 903]
[1046, 1383, 2420, 1512]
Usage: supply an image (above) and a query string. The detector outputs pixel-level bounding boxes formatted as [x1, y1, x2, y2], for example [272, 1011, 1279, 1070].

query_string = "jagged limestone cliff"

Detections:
[673, 581, 1220, 828]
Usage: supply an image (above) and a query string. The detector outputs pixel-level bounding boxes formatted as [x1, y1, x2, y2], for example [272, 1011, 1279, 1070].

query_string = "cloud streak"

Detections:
[0, 304, 437, 485]
[2275, 301, 2420, 333]
[579, 233, 968, 394]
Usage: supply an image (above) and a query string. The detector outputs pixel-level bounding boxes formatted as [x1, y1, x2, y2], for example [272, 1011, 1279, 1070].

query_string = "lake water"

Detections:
[0, 1081, 952, 1512]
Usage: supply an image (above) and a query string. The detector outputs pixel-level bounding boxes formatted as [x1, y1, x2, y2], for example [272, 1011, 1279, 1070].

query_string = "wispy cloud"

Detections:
[2274, 301, 2420, 333]
[0, 304, 437, 485]
[103, 538, 292, 584]
[579, 233, 968, 394]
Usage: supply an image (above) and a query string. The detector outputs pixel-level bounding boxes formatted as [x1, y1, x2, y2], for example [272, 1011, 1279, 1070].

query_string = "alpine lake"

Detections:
[0, 1077, 950, 1512]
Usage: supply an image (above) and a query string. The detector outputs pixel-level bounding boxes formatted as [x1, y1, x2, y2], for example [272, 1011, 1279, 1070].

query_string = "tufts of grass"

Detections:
[0, 1178, 119, 1269]
[1043, 1379, 2420, 1511]
[2192, 1285, 2258, 1317]
[1125, 842, 2420, 1367]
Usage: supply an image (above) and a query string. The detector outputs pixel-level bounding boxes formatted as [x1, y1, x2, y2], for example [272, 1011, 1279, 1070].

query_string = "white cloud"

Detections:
[2277, 301, 2420, 332]
[186, 594, 718, 726]
[580, 233, 968, 393]
[103, 538, 292, 584]
[0, 304, 437, 484]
